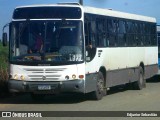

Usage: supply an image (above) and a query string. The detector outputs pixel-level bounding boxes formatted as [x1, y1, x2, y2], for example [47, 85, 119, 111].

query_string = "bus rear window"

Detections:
[13, 7, 82, 19]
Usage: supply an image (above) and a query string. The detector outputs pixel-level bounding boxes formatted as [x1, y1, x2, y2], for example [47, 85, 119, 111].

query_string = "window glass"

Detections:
[13, 7, 82, 19]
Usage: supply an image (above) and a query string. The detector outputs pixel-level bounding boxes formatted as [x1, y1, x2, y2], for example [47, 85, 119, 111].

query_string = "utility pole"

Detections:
[79, 0, 83, 5]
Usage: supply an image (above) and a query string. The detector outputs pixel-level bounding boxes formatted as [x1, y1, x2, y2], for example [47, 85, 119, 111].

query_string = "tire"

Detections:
[30, 93, 45, 101]
[133, 67, 145, 90]
[143, 76, 146, 88]
[90, 72, 106, 100]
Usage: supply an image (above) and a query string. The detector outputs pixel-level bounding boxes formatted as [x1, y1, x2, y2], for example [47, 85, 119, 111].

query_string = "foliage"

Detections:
[0, 42, 9, 69]
[0, 42, 9, 94]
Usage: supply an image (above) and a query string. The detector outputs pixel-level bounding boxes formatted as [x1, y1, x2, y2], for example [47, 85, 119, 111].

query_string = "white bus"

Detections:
[2, 3, 158, 100]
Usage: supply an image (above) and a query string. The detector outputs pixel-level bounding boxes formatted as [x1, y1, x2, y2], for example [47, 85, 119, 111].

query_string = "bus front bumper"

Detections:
[8, 79, 85, 94]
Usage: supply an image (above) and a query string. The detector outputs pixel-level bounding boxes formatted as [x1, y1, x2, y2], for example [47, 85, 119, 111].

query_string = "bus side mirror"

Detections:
[2, 33, 7, 46]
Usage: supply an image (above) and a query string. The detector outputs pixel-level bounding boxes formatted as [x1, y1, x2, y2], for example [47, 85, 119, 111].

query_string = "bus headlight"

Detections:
[20, 75, 25, 80]
[13, 74, 18, 80]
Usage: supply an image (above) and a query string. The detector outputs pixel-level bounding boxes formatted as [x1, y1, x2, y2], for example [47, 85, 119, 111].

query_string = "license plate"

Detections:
[38, 85, 51, 90]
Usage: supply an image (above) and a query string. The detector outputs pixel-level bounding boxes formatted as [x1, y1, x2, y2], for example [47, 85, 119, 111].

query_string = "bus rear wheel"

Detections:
[91, 72, 106, 100]
[133, 67, 146, 90]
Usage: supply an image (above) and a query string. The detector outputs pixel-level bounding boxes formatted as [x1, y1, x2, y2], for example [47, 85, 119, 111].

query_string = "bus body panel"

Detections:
[8, 63, 86, 93]
[86, 47, 158, 71]
[85, 47, 158, 87]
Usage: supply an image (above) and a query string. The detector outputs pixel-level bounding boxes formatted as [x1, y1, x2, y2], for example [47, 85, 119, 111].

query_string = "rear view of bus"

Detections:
[8, 3, 86, 100]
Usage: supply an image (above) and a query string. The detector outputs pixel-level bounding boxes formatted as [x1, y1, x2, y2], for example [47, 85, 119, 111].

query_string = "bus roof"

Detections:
[15, 3, 81, 9]
[84, 6, 156, 23]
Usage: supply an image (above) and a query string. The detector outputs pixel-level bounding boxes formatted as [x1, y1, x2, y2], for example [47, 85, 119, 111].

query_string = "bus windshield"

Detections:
[10, 20, 84, 65]
[13, 7, 82, 19]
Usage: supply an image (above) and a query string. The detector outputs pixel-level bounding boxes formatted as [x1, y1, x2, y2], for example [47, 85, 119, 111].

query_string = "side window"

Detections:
[118, 20, 126, 46]
[158, 33, 160, 47]
[145, 23, 151, 46]
[84, 21, 91, 47]
[150, 24, 157, 46]
[139, 23, 144, 46]
[84, 14, 97, 48]
[135, 23, 141, 46]
[90, 20, 96, 47]
[96, 18, 107, 47]
[126, 21, 134, 46]
[84, 15, 96, 46]
[107, 19, 118, 47]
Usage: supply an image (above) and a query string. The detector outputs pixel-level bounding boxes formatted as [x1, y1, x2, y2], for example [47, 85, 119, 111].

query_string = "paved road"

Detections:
[0, 76, 160, 120]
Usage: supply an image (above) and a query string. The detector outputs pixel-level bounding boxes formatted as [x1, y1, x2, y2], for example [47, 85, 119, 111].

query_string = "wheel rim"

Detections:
[97, 78, 104, 94]
[139, 73, 143, 85]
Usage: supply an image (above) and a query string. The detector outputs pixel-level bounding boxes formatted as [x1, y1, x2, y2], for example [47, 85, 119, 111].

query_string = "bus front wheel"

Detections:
[90, 72, 106, 100]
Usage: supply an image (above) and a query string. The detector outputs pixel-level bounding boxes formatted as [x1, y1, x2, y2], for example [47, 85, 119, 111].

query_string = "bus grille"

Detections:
[23, 68, 66, 81]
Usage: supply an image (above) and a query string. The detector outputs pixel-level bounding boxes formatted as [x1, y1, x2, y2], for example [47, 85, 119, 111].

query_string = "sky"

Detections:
[0, 0, 160, 39]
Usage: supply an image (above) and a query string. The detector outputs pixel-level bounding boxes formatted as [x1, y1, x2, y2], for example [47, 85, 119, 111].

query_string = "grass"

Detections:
[0, 41, 9, 96]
